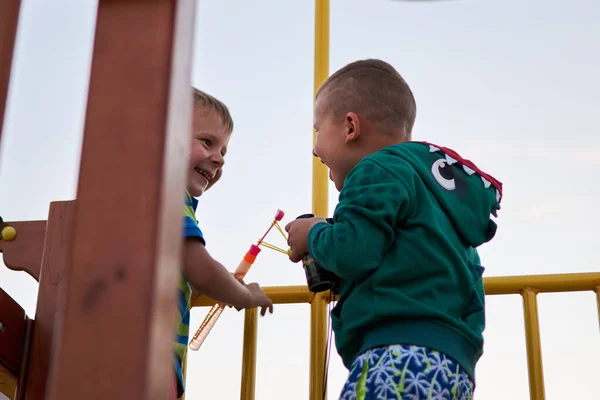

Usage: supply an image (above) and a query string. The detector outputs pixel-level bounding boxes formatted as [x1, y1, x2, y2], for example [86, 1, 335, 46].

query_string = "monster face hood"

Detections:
[388, 141, 503, 247]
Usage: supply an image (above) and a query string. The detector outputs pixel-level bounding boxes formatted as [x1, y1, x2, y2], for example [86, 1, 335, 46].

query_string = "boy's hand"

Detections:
[285, 216, 326, 263]
[246, 283, 274, 316]
[229, 277, 246, 311]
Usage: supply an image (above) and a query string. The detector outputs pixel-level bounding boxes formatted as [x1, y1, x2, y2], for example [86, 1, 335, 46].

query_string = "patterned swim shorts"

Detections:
[339, 344, 474, 400]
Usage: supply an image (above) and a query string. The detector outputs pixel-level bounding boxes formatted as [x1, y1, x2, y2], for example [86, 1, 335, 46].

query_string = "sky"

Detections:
[1, 0, 599, 399]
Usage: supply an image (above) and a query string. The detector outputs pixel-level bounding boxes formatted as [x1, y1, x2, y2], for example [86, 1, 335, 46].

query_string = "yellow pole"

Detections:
[521, 288, 546, 400]
[240, 308, 258, 400]
[310, 1, 330, 399]
[312, 0, 330, 219]
[310, 293, 328, 400]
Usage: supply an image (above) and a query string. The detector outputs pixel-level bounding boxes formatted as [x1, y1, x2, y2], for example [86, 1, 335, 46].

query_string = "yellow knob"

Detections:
[1, 226, 16, 241]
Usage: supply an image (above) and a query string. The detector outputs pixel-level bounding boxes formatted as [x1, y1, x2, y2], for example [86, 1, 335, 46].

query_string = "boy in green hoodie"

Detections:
[285, 59, 502, 400]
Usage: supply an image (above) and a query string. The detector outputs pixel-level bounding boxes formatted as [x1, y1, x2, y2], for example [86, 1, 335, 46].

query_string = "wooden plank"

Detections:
[45, 1, 197, 399]
[22, 202, 74, 400]
[0, 289, 26, 375]
[16, 318, 32, 400]
[0, 0, 20, 145]
[0, 220, 47, 281]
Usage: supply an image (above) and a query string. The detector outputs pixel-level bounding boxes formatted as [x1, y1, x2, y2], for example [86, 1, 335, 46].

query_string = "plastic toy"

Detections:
[188, 209, 289, 351]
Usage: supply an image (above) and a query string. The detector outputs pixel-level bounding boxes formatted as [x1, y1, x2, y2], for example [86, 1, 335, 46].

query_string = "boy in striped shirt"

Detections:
[174, 89, 273, 399]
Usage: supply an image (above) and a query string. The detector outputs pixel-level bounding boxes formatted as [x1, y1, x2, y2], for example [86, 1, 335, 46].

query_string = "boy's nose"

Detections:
[211, 152, 225, 167]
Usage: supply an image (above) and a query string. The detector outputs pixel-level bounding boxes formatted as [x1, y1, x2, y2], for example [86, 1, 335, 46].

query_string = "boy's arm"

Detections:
[189, 278, 245, 301]
[308, 159, 413, 280]
[182, 209, 255, 308]
[183, 238, 253, 308]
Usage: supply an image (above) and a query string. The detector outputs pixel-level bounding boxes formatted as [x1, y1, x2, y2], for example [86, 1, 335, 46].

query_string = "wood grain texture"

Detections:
[22, 201, 74, 400]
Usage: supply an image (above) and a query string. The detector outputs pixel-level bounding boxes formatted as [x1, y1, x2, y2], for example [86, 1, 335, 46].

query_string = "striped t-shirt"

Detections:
[174, 191, 204, 399]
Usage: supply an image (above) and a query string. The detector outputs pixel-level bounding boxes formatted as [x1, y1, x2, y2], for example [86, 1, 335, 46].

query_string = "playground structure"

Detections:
[0, 1, 599, 399]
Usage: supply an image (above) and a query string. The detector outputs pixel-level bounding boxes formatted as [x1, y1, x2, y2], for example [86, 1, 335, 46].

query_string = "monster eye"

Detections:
[431, 158, 456, 190]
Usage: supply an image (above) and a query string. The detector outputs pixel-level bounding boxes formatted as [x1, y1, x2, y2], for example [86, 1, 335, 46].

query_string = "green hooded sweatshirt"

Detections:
[307, 141, 502, 382]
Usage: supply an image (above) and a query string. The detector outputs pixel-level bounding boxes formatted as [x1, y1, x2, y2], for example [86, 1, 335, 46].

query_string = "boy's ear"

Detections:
[344, 112, 360, 144]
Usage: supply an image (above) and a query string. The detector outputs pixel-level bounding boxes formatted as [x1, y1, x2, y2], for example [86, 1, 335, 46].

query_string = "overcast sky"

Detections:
[1, 1, 599, 399]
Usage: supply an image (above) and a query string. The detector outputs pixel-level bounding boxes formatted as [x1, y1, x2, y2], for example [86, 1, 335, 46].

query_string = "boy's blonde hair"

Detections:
[316, 59, 416, 139]
[193, 87, 234, 134]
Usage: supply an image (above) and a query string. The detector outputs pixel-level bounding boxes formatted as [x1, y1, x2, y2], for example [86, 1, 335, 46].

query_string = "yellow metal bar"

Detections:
[310, 292, 328, 400]
[310, 1, 330, 399]
[312, 0, 330, 219]
[264, 285, 314, 304]
[521, 288, 545, 400]
[240, 308, 258, 400]
[485, 272, 600, 295]
[192, 272, 600, 307]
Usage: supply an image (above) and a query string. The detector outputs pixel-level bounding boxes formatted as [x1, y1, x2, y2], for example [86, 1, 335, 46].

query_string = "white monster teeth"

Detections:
[427, 145, 498, 196]
[481, 177, 491, 189]
[463, 165, 475, 175]
[445, 154, 458, 165]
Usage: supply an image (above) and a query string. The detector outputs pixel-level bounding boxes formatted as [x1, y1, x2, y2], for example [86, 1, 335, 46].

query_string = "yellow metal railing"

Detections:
[192, 272, 600, 400]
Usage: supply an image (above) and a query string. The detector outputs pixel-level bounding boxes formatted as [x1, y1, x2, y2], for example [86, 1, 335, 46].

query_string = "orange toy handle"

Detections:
[233, 244, 261, 280]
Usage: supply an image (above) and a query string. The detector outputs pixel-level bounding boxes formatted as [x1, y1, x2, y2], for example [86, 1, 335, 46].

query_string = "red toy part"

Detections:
[248, 244, 261, 256]
[274, 209, 285, 221]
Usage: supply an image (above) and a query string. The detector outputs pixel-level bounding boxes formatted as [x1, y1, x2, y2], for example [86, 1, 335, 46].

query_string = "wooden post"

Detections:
[24, 202, 75, 400]
[0, 0, 20, 146]
[45, 1, 197, 399]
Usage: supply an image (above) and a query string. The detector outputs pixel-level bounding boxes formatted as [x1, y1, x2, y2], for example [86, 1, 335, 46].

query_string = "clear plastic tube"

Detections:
[188, 304, 224, 350]
[188, 245, 261, 351]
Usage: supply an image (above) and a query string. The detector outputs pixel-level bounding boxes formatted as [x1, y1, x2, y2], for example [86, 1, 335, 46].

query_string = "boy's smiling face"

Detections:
[188, 105, 231, 197]
[312, 95, 361, 191]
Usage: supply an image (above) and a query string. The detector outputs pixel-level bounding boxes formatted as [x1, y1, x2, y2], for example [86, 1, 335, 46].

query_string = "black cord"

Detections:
[322, 289, 335, 400]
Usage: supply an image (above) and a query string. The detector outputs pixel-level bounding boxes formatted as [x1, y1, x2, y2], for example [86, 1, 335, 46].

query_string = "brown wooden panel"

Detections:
[16, 318, 33, 400]
[0, 220, 47, 281]
[45, 1, 197, 399]
[22, 201, 74, 400]
[0, 289, 26, 375]
[0, 0, 20, 145]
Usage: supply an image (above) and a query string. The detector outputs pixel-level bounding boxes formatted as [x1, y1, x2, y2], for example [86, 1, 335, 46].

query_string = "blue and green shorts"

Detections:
[339, 344, 474, 400]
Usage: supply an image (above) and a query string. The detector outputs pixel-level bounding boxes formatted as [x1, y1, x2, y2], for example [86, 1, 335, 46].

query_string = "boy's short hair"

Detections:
[193, 87, 234, 134]
[316, 59, 416, 138]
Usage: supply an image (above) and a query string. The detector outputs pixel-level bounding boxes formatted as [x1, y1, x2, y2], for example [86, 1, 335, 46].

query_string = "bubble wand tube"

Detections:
[188, 210, 286, 351]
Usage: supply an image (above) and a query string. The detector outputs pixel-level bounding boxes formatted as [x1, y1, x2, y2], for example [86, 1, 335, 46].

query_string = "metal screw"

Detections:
[0, 321, 4, 332]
